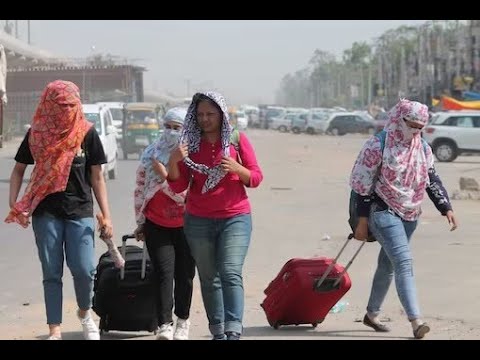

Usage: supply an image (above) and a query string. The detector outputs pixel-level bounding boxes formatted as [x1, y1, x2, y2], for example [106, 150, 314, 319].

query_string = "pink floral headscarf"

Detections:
[350, 99, 434, 221]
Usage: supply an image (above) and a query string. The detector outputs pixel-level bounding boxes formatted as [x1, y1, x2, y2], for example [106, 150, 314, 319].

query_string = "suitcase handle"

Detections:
[315, 235, 366, 290]
[120, 234, 148, 281]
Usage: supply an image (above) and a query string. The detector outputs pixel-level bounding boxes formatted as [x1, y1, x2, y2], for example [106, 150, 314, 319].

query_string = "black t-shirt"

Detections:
[15, 127, 107, 219]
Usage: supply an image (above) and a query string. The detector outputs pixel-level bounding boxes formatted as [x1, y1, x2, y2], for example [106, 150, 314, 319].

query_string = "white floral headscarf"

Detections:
[350, 99, 434, 220]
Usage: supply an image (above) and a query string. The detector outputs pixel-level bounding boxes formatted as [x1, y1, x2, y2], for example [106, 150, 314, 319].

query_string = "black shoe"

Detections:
[212, 334, 227, 340]
[363, 314, 391, 332]
[413, 323, 430, 339]
[225, 331, 241, 340]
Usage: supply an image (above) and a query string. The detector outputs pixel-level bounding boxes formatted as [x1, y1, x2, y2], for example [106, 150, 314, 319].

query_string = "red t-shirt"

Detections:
[144, 190, 185, 228]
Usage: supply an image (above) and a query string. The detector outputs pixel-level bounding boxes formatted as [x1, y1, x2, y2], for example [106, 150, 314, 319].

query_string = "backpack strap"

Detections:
[230, 128, 240, 150]
[229, 129, 242, 164]
[375, 130, 387, 153]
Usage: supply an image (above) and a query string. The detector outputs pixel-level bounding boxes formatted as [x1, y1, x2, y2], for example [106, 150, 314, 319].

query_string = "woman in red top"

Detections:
[134, 107, 195, 340]
[168, 92, 263, 340]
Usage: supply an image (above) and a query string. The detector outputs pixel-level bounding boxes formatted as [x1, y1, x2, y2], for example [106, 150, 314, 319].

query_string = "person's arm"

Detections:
[9, 163, 28, 208]
[423, 144, 457, 231]
[10, 130, 34, 209]
[426, 165, 452, 215]
[238, 132, 263, 187]
[350, 136, 383, 215]
[152, 159, 168, 180]
[221, 132, 263, 187]
[134, 164, 147, 226]
[425, 165, 458, 231]
[86, 128, 113, 238]
[167, 143, 188, 182]
[349, 136, 383, 240]
[167, 144, 190, 193]
[91, 165, 113, 238]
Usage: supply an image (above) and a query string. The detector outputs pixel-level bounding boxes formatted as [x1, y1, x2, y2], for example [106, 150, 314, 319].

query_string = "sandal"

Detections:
[413, 323, 430, 339]
[363, 314, 391, 332]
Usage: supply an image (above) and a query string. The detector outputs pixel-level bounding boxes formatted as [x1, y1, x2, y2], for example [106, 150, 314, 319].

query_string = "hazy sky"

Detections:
[21, 20, 427, 105]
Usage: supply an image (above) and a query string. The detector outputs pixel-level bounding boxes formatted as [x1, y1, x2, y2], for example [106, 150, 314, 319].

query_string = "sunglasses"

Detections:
[403, 118, 424, 130]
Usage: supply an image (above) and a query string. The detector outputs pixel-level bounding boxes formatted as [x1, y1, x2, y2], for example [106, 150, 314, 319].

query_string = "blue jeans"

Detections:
[367, 204, 420, 320]
[32, 214, 96, 325]
[183, 213, 252, 336]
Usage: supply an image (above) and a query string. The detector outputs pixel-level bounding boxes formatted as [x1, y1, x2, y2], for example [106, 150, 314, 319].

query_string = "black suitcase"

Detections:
[92, 234, 158, 335]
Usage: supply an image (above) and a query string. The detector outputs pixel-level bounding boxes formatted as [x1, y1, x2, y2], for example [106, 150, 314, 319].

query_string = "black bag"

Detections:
[348, 190, 377, 242]
[92, 234, 158, 334]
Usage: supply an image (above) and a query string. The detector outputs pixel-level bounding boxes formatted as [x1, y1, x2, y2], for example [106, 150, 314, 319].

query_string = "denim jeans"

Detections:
[183, 213, 252, 336]
[367, 204, 420, 320]
[32, 214, 96, 325]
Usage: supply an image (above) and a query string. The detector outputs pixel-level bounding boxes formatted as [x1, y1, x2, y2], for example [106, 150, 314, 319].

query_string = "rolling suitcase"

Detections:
[261, 235, 366, 329]
[92, 234, 158, 334]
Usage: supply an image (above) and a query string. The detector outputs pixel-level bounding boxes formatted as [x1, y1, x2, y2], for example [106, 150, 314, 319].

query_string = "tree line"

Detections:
[275, 20, 480, 110]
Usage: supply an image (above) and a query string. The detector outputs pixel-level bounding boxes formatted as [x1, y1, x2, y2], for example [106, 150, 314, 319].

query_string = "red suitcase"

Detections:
[261, 235, 365, 329]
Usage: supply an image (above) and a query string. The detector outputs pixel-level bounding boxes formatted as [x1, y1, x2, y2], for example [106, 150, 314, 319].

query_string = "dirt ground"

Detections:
[1, 130, 479, 340]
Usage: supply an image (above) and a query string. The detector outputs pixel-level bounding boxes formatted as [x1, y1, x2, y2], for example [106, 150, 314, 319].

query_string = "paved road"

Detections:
[1, 130, 479, 340]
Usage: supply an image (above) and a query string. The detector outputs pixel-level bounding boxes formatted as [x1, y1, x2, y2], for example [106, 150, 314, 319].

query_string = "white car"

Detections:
[424, 111, 480, 162]
[236, 110, 248, 131]
[83, 104, 119, 179]
[96, 102, 125, 141]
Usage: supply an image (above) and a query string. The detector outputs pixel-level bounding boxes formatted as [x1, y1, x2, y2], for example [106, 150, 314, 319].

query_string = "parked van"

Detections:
[83, 104, 119, 180]
[97, 102, 125, 141]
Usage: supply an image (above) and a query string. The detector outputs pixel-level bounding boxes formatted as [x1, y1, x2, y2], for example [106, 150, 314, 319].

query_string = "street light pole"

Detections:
[27, 20, 31, 44]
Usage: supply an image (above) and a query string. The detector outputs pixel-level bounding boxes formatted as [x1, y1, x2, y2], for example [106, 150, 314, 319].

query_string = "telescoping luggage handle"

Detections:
[315, 234, 366, 289]
[120, 234, 148, 281]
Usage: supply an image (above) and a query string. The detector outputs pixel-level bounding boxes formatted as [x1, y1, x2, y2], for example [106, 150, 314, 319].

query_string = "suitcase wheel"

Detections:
[312, 323, 318, 328]
[273, 322, 280, 330]
[312, 319, 324, 328]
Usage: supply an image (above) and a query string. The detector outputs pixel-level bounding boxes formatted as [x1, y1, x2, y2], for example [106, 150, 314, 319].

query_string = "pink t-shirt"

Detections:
[168, 132, 263, 219]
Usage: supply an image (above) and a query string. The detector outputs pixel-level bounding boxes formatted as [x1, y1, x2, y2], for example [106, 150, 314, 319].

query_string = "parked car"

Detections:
[82, 104, 119, 180]
[305, 111, 330, 134]
[270, 113, 302, 132]
[325, 113, 375, 136]
[97, 102, 125, 141]
[290, 113, 308, 134]
[264, 107, 286, 129]
[423, 111, 480, 162]
[373, 111, 389, 134]
[236, 110, 248, 131]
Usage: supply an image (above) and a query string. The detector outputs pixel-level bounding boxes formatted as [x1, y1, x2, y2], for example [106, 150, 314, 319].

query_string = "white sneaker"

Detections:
[46, 335, 62, 340]
[77, 310, 100, 340]
[156, 323, 174, 340]
[173, 318, 190, 340]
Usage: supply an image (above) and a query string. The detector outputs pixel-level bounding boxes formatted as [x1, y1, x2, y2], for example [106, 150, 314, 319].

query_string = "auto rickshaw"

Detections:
[122, 102, 162, 159]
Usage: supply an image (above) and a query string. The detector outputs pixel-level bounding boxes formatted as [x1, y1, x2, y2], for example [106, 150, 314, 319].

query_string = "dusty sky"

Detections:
[19, 20, 427, 105]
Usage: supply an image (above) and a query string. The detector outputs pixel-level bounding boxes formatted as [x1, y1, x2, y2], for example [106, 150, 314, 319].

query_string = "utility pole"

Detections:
[367, 54, 372, 106]
[359, 65, 365, 108]
[27, 20, 31, 44]
[400, 46, 407, 96]
[455, 20, 461, 77]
